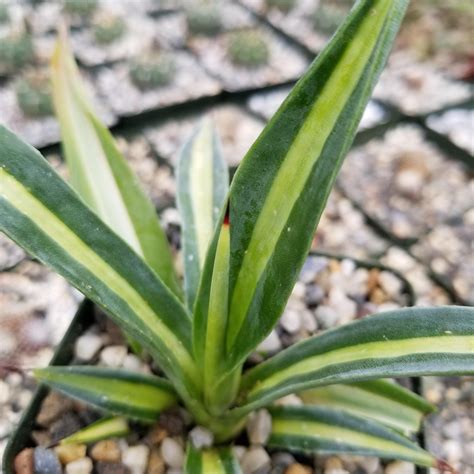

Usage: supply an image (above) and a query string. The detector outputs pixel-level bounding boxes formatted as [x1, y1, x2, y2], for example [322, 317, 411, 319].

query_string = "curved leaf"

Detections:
[300, 379, 435, 434]
[194, 0, 410, 371]
[0, 125, 198, 397]
[51, 28, 181, 297]
[238, 306, 474, 412]
[268, 406, 436, 467]
[185, 444, 242, 474]
[34, 366, 177, 422]
[177, 119, 228, 310]
[60, 417, 129, 445]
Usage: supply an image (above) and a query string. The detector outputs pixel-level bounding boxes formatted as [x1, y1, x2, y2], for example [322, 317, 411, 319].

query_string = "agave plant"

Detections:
[1, 1, 473, 472]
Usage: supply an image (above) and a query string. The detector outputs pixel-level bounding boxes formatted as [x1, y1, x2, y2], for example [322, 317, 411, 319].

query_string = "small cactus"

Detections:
[227, 30, 269, 68]
[312, 2, 349, 35]
[186, 3, 221, 37]
[93, 14, 126, 44]
[0, 31, 34, 73]
[129, 53, 176, 90]
[265, 0, 296, 12]
[15, 70, 53, 117]
[0, 2, 10, 24]
[64, 0, 98, 17]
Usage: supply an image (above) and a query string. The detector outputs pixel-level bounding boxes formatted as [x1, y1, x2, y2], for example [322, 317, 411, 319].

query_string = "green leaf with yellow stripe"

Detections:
[185, 444, 242, 474]
[0, 125, 199, 400]
[300, 379, 435, 434]
[177, 119, 228, 310]
[194, 0, 410, 371]
[268, 406, 437, 467]
[51, 27, 181, 298]
[59, 417, 130, 445]
[34, 367, 177, 422]
[237, 306, 474, 413]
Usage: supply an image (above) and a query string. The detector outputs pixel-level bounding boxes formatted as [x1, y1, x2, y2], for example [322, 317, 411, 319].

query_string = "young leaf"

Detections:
[185, 444, 242, 474]
[34, 367, 177, 422]
[268, 406, 436, 467]
[0, 125, 198, 397]
[60, 417, 129, 445]
[51, 28, 181, 298]
[195, 0, 410, 370]
[177, 119, 228, 309]
[300, 379, 435, 434]
[238, 306, 474, 412]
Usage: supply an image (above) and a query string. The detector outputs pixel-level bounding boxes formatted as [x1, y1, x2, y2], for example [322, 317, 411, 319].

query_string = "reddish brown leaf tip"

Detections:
[436, 459, 457, 473]
[223, 202, 230, 226]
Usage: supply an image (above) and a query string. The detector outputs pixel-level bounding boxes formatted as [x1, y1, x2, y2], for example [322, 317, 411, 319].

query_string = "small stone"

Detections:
[291, 282, 306, 299]
[99, 345, 128, 367]
[280, 309, 301, 334]
[122, 445, 150, 474]
[314, 305, 339, 329]
[444, 439, 462, 462]
[232, 445, 247, 461]
[96, 461, 130, 474]
[358, 456, 380, 473]
[37, 392, 74, 427]
[160, 438, 184, 469]
[370, 287, 388, 305]
[90, 440, 121, 462]
[274, 394, 303, 406]
[241, 447, 271, 474]
[32, 430, 52, 446]
[256, 330, 281, 353]
[65, 457, 93, 474]
[14, 448, 34, 474]
[158, 409, 185, 436]
[378, 271, 402, 298]
[0, 380, 10, 404]
[189, 426, 214, 449]
[55, 444, 87, 464]
[146, 425, 168, 446]
[34, 447, 62, 474]
[49, 413, 82, 443]
[271, 452, 295, 471]
[246, 409, 272, 445]
[325, 457, 344, 471]
[385, 461, 415, 474]
[301, 309, 317, 333]
[285, 464, 312, 474]
[122, 354, 145, 372]
[146, 448, 165, 474]
[74, 332, 103, 361]
[305, 284, 325, 306]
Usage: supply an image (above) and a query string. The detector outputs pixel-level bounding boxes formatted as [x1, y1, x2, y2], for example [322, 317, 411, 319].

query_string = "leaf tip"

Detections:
[435, 458, 457, 474]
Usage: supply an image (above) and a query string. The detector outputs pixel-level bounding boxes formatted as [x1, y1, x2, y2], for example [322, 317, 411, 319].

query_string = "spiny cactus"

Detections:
[265, 0, 296, 12]
[186, 3, 221, 37]
[227, 30, 269, 68]
[129, 53, 175, 90]
[0, 2, 9, 24]
[15, 70, 53, 117]
[312, 2, 350, 35]
[64, 0, 98, 17]
[93, 14, 126, 44]
[0, 31, 34, 73]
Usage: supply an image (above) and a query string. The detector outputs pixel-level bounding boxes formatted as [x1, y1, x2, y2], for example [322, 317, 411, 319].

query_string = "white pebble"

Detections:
[301, 309, 317, 332]
[280, 309, 301, 334]
[246, 410, 272, 445]
[314, 305, 339, 329]
[256, 330, 281, 353]
[161, 438, 184, 468]
[385, 461, 415, 474]
[122, 445, 150, 474]
[65, 457, 93, 474]
[0, 380, 10, 404]
[241, 447, 270, 474]
[378, 271, 403, 298]
[274, 394, 303, 406]
[232, 446, 247, 461]
[122, 354, 144, 372]
[99, 345, 127, 367]
[189, 426, 214, 449]
[74, 333, 102, 361]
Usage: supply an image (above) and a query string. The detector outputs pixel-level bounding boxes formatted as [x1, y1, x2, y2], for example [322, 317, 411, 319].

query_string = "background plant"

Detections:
[1, 1, 473, 472]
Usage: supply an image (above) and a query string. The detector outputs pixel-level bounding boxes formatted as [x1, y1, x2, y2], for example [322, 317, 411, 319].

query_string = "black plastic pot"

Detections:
[4, 256, 422, 473]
